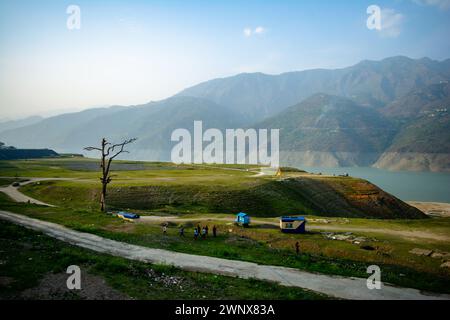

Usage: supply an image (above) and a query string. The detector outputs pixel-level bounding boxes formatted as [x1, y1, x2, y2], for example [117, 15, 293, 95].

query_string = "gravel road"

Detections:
[0, 209, 449, 300]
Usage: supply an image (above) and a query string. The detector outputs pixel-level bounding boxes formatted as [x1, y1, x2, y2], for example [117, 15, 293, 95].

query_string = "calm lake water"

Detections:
[298, 166, 450, 203]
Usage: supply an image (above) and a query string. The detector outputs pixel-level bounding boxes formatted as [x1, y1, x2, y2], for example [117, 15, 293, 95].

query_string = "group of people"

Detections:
[165, 224, 218, 239]
[193, 224, 217, 239]
[163, 223, 300, 254]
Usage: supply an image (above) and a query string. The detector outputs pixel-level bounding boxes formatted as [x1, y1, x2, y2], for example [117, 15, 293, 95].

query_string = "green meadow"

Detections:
[1, 157, 450, 295]
[0, 219, 325, 300]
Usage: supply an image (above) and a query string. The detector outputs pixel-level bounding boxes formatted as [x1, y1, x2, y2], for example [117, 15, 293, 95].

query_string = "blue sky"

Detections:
[1, 0, 450, 118]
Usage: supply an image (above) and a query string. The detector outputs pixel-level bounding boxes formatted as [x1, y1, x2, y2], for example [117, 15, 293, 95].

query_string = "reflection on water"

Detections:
[297, 166, 450, 203]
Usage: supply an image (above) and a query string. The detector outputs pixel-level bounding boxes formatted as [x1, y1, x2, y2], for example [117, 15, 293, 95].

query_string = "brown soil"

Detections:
[407, 202, 450, 217]
[20, 269, 130, 300]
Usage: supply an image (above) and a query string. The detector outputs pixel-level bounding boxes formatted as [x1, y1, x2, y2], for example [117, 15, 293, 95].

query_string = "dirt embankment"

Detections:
[279, 177, 427, 219]
[407, 202, 450, 217]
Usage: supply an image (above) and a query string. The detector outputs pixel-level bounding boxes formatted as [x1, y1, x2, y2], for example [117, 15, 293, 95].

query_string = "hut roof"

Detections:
[281, 216, 305, 222]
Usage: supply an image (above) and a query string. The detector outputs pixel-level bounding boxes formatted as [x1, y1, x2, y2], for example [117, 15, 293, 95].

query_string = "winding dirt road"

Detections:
[0, 209, 449, 300]
[0, 177, 78, 207]
[1, 177, 450, 299]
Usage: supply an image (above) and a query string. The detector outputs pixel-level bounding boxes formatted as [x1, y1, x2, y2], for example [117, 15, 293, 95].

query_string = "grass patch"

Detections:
[0, 219, 325, 300]
[0, 157, 448, 295]
[1, 192, 449, 294]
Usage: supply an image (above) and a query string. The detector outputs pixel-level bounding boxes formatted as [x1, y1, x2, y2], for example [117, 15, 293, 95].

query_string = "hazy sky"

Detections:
[1, 0, 450, 119]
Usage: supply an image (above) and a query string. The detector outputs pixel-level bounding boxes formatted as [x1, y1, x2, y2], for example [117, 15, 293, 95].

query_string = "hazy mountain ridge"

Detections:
[178, 56, 450, 120]
[1, 56, 449, 171]
[0, 116, 44, 133]
[0, 96, 241, 160]
[0, 106, 128, 150]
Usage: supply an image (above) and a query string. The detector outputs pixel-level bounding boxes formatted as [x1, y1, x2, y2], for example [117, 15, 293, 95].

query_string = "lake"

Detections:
[298, 166, 450, 203]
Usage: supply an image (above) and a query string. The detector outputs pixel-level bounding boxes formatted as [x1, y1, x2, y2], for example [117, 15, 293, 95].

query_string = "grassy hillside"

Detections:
[1, 192, 448, 294]
[1, 158, 425, 219]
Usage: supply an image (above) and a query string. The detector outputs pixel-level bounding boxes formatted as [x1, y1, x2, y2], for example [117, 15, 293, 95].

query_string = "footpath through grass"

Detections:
[1, 193, 449, 295]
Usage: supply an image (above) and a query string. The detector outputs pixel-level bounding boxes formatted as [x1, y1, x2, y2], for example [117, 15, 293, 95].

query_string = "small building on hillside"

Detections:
[280, 216, 306, 234]
[235, 212, 250, 227]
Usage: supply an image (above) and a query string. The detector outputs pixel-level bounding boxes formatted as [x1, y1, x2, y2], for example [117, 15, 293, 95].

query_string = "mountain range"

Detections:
[1, 56, 449, 171]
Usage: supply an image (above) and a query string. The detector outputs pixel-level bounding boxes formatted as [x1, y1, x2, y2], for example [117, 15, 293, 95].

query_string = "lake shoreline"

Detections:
[291, 166, 450, 204]
[406, 201, 450, 217]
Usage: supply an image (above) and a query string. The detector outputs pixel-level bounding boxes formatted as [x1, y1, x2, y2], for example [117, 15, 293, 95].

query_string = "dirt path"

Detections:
[0, 178, 75, 207]
[0, 210, 448, 300]
[309, 225, 449, 241]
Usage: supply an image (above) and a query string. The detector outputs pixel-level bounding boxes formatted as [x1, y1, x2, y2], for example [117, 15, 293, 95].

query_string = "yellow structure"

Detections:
[260, 167, 282, 176]
[276, 167, 282, 177]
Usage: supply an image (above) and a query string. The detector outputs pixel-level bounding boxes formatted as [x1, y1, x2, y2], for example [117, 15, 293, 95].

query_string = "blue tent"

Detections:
[117, 211, 140, 219]
[280, 216, 306, 234]
[235, 212, 250, 226]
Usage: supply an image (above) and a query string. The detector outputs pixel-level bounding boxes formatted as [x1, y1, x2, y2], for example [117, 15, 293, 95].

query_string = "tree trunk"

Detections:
[84, 137, 136, 213]
[100, 138, 107, 212]
[100, 181, 107, 212]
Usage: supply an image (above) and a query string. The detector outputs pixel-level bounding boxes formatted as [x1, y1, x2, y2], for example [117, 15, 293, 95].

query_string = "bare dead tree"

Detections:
[84, 138, 137, 212]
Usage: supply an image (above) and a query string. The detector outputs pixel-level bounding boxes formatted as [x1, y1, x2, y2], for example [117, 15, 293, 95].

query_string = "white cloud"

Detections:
[380, 8, 404, 38]
[413, 0, 450, 10]
[254, 26, 265, 34]
[243, 28, 252, 37]
[243, 26, 266, 37]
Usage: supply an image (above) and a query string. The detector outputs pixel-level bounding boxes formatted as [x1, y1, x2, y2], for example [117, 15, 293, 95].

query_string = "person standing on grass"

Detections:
[201, 227, 206, 239]
[163, 224, 167, 235]
[205, 225, 209, 236]
[197, 224, 201, 235]
[179, 226, 185, 237]
[194, 228, 199, 240]
[295, 241, 300, 255]
[212, 225, 217, 237]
